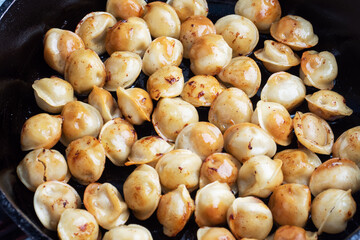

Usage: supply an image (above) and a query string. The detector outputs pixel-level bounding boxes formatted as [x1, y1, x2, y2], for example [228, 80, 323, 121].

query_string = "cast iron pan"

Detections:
[0, 0, 360, 239]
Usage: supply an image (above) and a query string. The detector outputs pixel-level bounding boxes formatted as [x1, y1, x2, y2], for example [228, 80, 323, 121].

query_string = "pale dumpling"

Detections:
[32, 76, 76, 113]
[217, 56, 261, 98]
[34, 181, 81, 231]
[57, 209, 99, 240]
[17, 148, 70, 192]
[143, 1, 181, 39]
[270, 15, 318, 51]
[99, 118, 137, 166]
[300, 51, 338, 90]
[75, 12, 117, 55]
[103, 224, 153, 240]
[197, 227, 236, 240]
[251, 100, 293, 146]
[215, 15, 259, 57]
[83, 182, 129, 230]
[224, 123, 277, 163]
[227, 197, 273, 239]
[88, 86, 121, 123]
[261, 71, 306, 111]
[208, 88, 253, 133]
[237, 155, 283, 198]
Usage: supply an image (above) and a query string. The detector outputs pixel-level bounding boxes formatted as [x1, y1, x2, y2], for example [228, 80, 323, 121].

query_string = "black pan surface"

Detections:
[0, 0, 360, 239]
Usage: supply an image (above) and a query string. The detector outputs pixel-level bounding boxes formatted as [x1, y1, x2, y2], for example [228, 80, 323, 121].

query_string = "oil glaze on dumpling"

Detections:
[157, 184, 194, 237]
[106, 0, 146, 20]
[167, 0, 209, 22]
[208, 88, 253, 133]
[254, 40, 300, 72]
[261, 72, 306, 111]
[270, 15, 318, 51]
[224, 123, 277, 163]
[215, 15, 259, 56]
[300, 51, 338, 90]
[333, 126, 360, 167]
[217, 56, 261, 98]
[305, 90, 352, 121]
[43, 28, 85, 74]
[293, 112, 334, 155]
[235, 0, 281, 33]
[251, 100, 293, 146]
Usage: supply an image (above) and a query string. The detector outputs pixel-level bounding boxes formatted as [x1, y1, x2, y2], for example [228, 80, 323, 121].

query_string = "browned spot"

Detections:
[229, 214, 234, 220]
[248, 141, 253, 150]
[198, 91, 205, 98]
[165, 76, 178, 84]
[79, 223, 88, 232]
[178, 166, 183, 171]
[188, 81, 195, 86]
[141, 97, 146, 103]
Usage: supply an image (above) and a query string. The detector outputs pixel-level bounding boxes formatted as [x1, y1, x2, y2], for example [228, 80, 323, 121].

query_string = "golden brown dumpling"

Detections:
[167, 0, 209, 22]
[152, 97, 199, 142]
[234, 0, 281, 33]
[217, 56, 261, 98]
[270, 15, 318, 51]
[269, 183, 311, 227]
[300, 51, 338, 90]
[209, 88, 253, 133]
[333, 126, 360, 167]
[215, 15, 259, 57]
[251, 100, 293, 146]
[106, 0, 146, 20]
[61, 101, 103, 146]
[179, 16, 215, 59]
[305, 90, 352, 121]
[21, 113, 62, 151]
[66, 136, 106, 185]
[43, 28, 85, 74]
[195, 181, 235, 227]
[123, 164, 161, 220]
[224, 123, 277, 163]
[293, 112, 334, 155]
[274, 148, 322, 185]
[180, 75, 225, 107]
[157, 184, 194, 237]
[309, 158, 360, 196]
